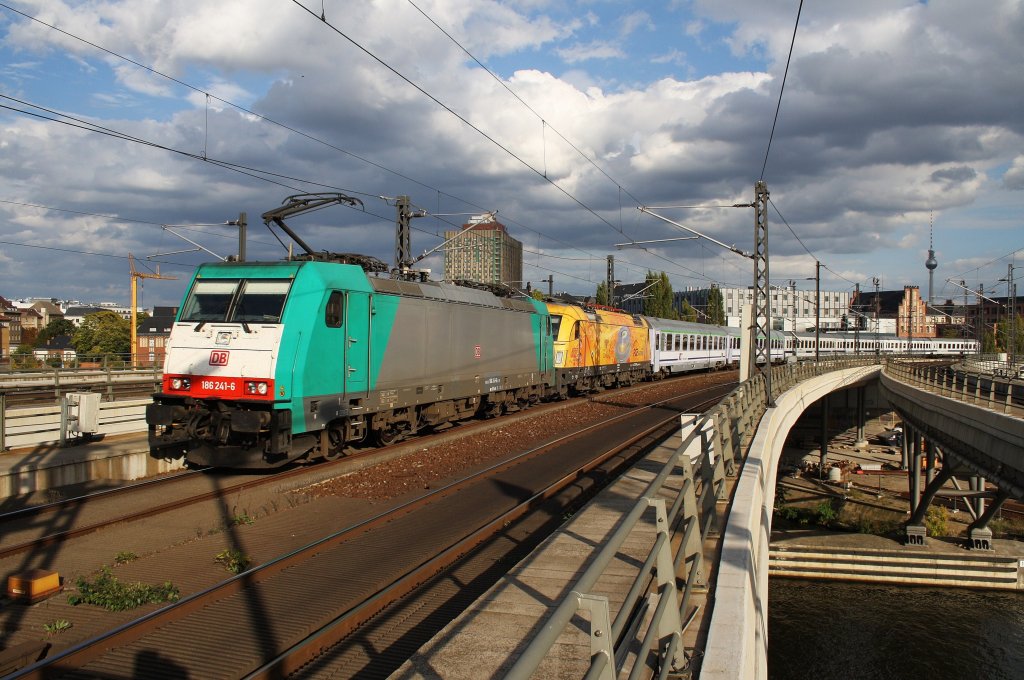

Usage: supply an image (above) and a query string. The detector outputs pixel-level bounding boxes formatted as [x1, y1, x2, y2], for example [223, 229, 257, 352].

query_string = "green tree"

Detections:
[983, 329, 998, 353]
[12, 344, 38, 369]
[73, 311, 130, 357]
[707, 285, 726, 325]
[35, 318, 76, 347]
[994, 315, 1024, 354]
[642, 271, 678, 319]
[679, 299, 698, 322]
[595, 281, 609, 306]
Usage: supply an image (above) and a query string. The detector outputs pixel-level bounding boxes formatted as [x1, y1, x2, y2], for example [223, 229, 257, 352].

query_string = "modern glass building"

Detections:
[443, 215, 523, 288]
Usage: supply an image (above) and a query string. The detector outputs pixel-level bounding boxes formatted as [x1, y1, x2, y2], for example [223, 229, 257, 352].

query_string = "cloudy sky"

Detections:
[1, 0, 1022, 309]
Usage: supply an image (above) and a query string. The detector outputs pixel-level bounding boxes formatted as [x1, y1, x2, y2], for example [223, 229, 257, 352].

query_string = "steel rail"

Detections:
[244, 389, 730, 678]
[11, 384, 730, 679]
[0, 468, 203, 524]
[1, 374, 722, 561]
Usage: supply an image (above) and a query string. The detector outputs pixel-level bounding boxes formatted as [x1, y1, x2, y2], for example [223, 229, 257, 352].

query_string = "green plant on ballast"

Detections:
[215, 548, 251, 574]
[114, 550, 139, 565]
[230, 512, 255, 526]
[43, 619, 72, 636]
[925, 505, 950, 537]
[815, 500, 837, 526]
[856, 517, 901, 536]
[68, 567, 180, 612]
[775, 505, 800, 522]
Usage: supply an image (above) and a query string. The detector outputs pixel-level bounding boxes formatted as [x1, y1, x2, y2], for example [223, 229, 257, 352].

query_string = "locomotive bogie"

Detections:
[148, 261, 555, 468]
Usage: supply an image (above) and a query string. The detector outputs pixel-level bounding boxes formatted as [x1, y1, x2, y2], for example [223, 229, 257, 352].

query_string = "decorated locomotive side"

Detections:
[546, 301, 651, 395]
[147, 260, 555, 468]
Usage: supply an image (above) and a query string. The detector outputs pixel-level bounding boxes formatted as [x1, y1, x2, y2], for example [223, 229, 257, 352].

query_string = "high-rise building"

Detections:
[443, 215, 523, 288]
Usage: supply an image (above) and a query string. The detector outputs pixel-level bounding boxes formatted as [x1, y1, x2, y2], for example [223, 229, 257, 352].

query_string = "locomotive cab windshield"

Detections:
[180, 279, 292, 324]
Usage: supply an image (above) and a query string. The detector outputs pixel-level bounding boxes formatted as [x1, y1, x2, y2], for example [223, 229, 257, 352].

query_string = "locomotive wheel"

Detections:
[374, 427, 402, 447]
[324, 426, 345, 459]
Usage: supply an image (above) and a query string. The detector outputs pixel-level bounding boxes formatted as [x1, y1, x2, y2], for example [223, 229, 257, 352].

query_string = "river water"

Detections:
[768, 578, 1024, 679]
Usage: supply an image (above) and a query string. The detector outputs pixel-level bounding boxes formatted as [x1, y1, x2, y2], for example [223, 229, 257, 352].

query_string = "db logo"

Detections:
[209, 350, 230, 366]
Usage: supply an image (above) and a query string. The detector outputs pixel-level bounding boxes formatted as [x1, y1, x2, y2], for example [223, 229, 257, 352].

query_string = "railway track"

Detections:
[1, 372, 735, 561]
[6, 379, 732, 678]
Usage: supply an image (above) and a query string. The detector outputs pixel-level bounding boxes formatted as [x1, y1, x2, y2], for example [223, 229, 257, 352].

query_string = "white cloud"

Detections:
[0, 0, 1021, 304]
[619, 11, 653, 38]
[556, 40, 625, 63]
[1003, 156, 1024, 190]
[651, 48, 687, 66]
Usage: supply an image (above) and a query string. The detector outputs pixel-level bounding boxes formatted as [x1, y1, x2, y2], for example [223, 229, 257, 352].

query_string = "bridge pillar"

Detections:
[899, 422, 910, 471]
[818, 395, 829, 478]
[967, 489, 1010, 551]
[971, 476, 987, 517]
[854, 386, 867, 449]
[926, 440, 937, 486]
[909, 432, 922, 516]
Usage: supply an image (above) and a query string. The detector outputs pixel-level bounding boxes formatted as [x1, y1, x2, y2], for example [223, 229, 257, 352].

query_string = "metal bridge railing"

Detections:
[885, 360, 1024, 418]
[505, 356, 880, 679]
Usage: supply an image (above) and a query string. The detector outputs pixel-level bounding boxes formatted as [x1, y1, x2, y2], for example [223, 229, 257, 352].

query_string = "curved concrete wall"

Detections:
[701, 365, 881, 680]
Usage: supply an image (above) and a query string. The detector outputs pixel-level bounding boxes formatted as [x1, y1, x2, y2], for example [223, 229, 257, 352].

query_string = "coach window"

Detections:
[655, 334, 661, 351]
[675, 335, 681, 351]
[325, 291, 344, 328]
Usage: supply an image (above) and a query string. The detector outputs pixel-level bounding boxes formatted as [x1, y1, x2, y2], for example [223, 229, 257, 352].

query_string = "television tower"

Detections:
[925, 213, 938, 305]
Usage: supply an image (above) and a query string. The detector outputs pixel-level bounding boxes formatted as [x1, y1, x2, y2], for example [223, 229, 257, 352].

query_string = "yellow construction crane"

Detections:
[129, 253, 176, 368]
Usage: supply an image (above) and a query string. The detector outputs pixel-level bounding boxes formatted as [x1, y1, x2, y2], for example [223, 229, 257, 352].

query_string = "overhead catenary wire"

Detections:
[759, 0, 804, 181]
[4, 92, 610, 283]
[0, 1, 606, 267]
[0, 3, 746, 296]
[402, 0, 646, 210]
[0, 198, 281, 249]
[0, 5, 644, 290]
[287, 0, 633, 241]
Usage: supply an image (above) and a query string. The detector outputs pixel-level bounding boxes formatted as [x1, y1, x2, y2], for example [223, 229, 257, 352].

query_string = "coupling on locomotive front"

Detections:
[146, 260, 556, 468]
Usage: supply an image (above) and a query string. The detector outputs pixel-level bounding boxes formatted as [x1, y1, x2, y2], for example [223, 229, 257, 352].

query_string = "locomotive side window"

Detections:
[325, 291, 344, 328]
[180, 280, 238, 322]
[232, 281, 291, 323]
[550, 315, 562, 338]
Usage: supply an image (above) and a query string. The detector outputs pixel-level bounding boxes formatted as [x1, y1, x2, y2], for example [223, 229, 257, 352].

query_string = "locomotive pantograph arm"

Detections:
[261, 192, 364, 256]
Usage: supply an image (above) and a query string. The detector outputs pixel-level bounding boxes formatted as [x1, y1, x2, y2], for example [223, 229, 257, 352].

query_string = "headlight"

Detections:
[245, 381, 269, 396]
[169, 377, 191, 391]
